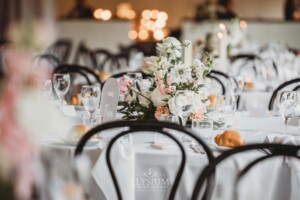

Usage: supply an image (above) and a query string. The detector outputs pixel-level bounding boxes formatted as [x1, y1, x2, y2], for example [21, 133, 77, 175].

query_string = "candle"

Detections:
[183, 40, 193, 67]
[218, 23, 228, 73]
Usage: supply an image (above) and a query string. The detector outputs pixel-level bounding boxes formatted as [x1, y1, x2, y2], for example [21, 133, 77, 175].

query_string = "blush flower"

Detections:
[155, 106, 169, 120]
[119, 75, 133, 94]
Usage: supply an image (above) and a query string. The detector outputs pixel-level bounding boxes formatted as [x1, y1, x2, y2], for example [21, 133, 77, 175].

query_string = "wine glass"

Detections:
[81, 85, 101, 124]
[277, 91, 298, 134]
[228, 76, 244, 111]
[174, 90, 194, 127]
[53, 74, 71, 112]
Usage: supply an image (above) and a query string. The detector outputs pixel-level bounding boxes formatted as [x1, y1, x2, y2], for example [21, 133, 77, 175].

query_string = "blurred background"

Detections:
[1, 0, 299, 84]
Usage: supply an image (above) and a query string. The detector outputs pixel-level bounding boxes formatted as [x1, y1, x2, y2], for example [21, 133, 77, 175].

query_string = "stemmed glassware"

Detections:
[174, 90, 194, 127]
[228, 76, 244, 111]
[81, 85, 101, 124]
[53, 74, 71, 112]
[277, 91, 298, 134]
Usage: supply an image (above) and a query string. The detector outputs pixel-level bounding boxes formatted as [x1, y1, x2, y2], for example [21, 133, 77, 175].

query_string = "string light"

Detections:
[93, 9, 103, 19]
[128, 30, 138, 40]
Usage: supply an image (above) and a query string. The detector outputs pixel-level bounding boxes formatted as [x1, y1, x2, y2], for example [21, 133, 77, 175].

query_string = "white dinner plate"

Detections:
[60, 138, 100, 146]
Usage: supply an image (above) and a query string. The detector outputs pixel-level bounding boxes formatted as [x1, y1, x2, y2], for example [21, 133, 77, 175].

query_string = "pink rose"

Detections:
[119, 75, 133, 94]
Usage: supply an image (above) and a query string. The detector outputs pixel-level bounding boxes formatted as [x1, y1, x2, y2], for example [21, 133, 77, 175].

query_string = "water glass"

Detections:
[192, 118, 213, 140]
[159, 114, 179, 124]
[277, 91, 298, 134]
[53, 74, 71, 112]
[82, 112, 102, 127]
[81, 85, 101, 123]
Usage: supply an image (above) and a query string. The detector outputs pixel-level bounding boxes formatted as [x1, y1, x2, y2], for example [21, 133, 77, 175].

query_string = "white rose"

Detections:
[144, 56, 158, 72]
[150, 88, 169, 107]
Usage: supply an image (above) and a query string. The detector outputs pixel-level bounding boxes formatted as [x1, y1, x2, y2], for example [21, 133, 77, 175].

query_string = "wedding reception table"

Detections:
[38, 107, 300, 200]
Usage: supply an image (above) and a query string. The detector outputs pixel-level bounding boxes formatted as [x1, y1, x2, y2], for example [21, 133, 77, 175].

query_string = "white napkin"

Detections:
[92, 138, 135, 200]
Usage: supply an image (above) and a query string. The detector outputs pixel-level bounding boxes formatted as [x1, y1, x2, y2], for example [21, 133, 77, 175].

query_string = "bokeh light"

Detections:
[142, 10, 152, 20]
[128, 30, 138, 40]
[138, 30, 149, 40]
[93, 9, 103, 19]
[153, 29, 165, 40]
[101, 10, 112, 21]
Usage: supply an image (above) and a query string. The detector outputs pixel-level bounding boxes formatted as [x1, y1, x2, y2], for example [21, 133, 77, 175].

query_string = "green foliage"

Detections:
[203, 52, 213, 78]
[118, 101, 156, 121]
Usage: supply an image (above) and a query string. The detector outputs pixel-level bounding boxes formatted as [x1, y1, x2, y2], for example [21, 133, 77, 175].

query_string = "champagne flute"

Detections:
[174, 90, 194, 127]
[228, 76, 244, 111]
[81, 85, 101, 124]
[277, 91, 298, 134]
[53, 74, 71, 112]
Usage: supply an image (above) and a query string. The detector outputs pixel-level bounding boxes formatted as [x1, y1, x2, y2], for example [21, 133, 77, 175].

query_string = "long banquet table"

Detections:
[38, 108, 300, 200]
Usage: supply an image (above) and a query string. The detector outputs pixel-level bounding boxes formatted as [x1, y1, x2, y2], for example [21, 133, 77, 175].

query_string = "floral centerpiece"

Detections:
[118, 37, 213, 122]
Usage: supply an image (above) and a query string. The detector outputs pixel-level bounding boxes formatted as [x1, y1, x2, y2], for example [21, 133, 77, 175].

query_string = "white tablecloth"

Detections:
[39, 112, 300, 200]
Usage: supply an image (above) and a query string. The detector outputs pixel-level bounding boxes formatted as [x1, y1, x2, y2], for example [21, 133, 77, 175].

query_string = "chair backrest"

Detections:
[230, 54, 278, 78]
[53, 64, 101, 85]
[206, 74, 226, 95]
[73, 42, 97, 69]
[92, 48, 114, 71]
[33, 53, 63, 71]
[108, 71, 151, 80]
[192, 143, 300, 200]
[74, 120, 214, 200]
[48, 39, 72, 63]
[268, 78, 300, 110]
[207, 70, 229, 95]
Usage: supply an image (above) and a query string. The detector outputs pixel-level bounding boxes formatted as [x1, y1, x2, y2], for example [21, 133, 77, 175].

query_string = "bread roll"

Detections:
[208, 95, 225, 108]
[70, 97, 77, 105]
[208, 95, 218, 108]
[66, 124, 93, 141]
[70, 94, 82, 106]
[215, 130, 245, 148]
[244, 81, 255, 90]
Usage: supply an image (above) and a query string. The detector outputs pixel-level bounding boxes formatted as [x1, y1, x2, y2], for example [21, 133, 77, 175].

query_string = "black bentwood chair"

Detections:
[207, 70, 229, 95]
[230, 54, 279, 78]
[192, 143, 300, 200]
[73, 42, 97, 69]
[74, 121, 214, 200]
[48, 39, 73, 63]
[109, 71, 152, 79]
[53, 64, 102, 85]
[33, 53, 63, 70]
[268, 78, 300, 110]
